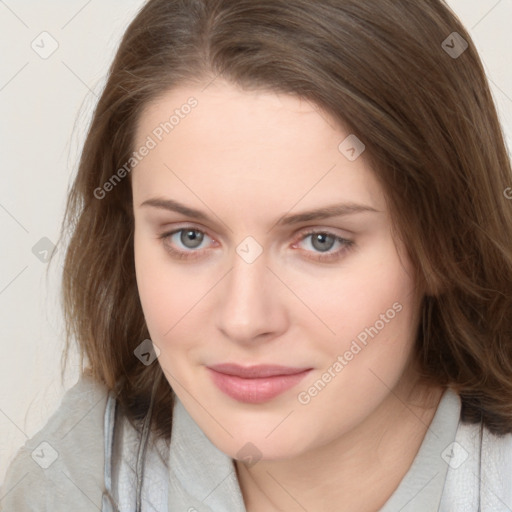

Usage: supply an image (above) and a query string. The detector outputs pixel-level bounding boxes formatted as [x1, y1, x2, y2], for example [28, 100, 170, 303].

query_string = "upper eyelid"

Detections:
[160, 222, 351, 238]
[163, 225, 345, 235]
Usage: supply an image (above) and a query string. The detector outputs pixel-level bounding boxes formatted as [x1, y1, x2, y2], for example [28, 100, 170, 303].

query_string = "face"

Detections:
[132, 80, 425, 462]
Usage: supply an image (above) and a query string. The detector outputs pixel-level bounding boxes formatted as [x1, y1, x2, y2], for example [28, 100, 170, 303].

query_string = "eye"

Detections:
[158, 226, 354, 263]
[292, 230, 354, 262]
[158, 227, 215, 260]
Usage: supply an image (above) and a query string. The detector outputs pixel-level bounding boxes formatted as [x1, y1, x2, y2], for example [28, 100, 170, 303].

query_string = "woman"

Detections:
[2, 0, 512, 510]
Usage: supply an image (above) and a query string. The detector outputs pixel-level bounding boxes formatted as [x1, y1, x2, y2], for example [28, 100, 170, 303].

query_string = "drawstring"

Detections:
[135, 371, 162, 512]
[101, 372, 161, 512]
[102, 389, 119, 511]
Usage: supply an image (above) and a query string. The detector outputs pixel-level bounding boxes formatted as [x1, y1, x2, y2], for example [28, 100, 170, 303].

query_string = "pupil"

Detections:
[313, 233, 333, 252]
[182, 230, 203, 248]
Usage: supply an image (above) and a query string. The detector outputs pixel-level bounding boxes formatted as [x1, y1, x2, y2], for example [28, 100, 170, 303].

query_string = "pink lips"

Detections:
[207, 363, 312, 404]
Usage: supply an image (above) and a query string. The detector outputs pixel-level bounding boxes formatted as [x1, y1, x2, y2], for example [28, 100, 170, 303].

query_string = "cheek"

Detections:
[134, 232, 178, 338]
[300, 238, 417, 353]
[296, 263, 419, 433]
[337, 252, 419, 387]
[134, 233, 212, 357]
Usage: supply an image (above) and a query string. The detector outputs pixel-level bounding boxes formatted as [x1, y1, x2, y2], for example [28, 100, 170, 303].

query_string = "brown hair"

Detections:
[52, 0, 512, 438]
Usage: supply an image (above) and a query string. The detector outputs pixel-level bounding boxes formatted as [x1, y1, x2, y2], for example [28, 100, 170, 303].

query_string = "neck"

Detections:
[235, 379, 444, 512]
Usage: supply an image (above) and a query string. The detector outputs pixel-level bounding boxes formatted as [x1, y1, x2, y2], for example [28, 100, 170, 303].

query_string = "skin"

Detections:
[131, 79, 444, 512]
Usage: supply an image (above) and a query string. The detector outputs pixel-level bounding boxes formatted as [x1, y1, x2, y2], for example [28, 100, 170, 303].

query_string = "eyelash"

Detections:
[158, 227, 354, 263]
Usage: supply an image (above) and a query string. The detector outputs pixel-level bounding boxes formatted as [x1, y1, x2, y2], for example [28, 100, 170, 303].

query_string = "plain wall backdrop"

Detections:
[1, 0, 512, 488]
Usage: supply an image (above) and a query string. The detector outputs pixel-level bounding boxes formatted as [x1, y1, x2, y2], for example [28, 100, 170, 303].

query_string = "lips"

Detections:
[208, 363, 311, 378]
[207, 363, 312, 403]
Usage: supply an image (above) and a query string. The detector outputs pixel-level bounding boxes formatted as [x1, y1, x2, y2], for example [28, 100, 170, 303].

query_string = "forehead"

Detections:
[132, 81, 386, 215]
[136, 80, 342, 146]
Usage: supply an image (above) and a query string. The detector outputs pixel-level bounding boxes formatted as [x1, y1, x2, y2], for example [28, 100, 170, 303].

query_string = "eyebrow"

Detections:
[140, 197, 380, 227]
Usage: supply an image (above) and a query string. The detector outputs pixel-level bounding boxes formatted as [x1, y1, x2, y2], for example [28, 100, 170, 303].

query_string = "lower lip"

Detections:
[207, 368, 312, 404]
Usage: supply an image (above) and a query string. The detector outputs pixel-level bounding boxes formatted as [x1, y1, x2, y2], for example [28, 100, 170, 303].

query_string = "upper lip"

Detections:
[208, 363, 312, 378]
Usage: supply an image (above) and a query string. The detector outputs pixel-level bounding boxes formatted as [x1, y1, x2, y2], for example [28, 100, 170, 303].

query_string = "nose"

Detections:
[215, 249, 288, 345]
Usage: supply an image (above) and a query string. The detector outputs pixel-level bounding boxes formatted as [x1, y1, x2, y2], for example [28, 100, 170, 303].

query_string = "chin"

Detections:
[198, 407, 317, 462]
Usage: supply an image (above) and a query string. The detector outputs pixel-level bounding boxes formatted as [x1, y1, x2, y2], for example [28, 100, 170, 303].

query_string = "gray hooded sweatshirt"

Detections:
[1, 374, 512, 511]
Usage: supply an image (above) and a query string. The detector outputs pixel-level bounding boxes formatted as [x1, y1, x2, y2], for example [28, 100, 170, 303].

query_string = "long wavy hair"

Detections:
[51, 0, 512, 438]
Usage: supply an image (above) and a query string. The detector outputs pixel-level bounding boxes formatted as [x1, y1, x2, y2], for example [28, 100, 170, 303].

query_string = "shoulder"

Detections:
[454, 417, 512, 463]
[480, 426, 512, 505]
[449, 419, 512, 509]
[0, 373, 110, 512]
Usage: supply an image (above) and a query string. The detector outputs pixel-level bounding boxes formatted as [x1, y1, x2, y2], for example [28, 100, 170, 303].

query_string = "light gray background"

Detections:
[1, 0, 511, 486]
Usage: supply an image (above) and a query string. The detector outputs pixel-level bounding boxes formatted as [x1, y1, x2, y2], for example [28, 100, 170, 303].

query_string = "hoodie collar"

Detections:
[167, 397, 247, 511]
[167, 388, 461, 512]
